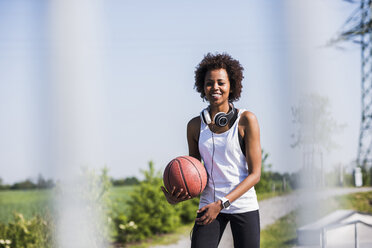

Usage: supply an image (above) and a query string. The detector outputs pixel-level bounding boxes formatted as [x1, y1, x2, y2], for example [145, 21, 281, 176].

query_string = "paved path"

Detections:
[151, 187, 372, 248]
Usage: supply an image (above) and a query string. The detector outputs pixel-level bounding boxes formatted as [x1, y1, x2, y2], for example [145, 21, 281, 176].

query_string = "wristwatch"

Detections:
[220, 197, 231, 209]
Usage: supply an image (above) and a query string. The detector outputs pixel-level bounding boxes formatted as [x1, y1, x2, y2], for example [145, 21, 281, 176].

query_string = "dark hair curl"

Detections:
[194, 52, 244, 102]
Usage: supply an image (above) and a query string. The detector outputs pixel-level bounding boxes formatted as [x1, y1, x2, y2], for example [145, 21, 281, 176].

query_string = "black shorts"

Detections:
[191, 210, 260, 248]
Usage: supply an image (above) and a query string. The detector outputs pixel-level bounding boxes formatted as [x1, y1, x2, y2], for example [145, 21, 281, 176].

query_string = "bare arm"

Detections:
[224, 111, 261, 203]
[187, 116, 201, 161]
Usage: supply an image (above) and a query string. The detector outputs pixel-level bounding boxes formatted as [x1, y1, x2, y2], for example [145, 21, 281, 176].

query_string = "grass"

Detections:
[0, 185, 135, 224]
[0, 189, 53, 223]
[261, 212, 297, 248]
[108, 185, 136, 216]
[260, 190, 372, 248]
[257, 190, 290, 201]
[336, 190, 372, 212]
[0, 184, 285, 222]
[109, 185, 135, 201]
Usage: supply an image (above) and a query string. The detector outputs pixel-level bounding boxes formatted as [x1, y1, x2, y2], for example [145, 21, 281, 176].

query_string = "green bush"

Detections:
[255, 150, 292, 193]
[112, 213, 136, 243]
[0, 213, 54, 248]
[176, 197, 199, 223]
[75, 166, 113, 245]
[360, 165, 372, 186]
[255, 150, 272, 193]
[113, 161, 200, 244]
[118, 161, 180, 241]
[0, 168, 113, 248]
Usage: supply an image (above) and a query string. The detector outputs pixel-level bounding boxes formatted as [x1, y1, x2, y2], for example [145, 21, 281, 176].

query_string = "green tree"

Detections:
[111, 177, 139, 186]
[115, 161, 180, 242]
[10, 180, 36, 190]
[291, 94, 345, 187]
[128, 161, 180, 240]
[255, 150, 273, 193]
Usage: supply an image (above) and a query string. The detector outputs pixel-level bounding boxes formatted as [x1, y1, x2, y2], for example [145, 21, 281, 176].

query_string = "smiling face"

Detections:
[204, 68, 231, 107]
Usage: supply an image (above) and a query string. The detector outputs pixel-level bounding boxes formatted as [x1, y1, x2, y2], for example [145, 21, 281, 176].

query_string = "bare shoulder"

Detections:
[238, 111, 260, 138]
[187, 116, 200, 128]
[187, 116, 201, 135]
[239, 110, 259, 127]
[187, 116, 201, 159]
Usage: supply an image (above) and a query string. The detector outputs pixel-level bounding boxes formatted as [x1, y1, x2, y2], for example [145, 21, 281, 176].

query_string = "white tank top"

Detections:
[198, 109, 259, 213]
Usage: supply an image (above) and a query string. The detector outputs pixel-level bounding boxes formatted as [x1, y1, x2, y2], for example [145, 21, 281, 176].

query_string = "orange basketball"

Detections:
[163, 156, 207, 198]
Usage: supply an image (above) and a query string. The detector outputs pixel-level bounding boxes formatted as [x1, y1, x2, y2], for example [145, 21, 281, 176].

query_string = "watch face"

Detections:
[223, 201, 230, 208]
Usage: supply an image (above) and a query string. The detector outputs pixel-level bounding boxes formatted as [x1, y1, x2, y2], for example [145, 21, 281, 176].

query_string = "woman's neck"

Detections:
[209, 102, 230, 119]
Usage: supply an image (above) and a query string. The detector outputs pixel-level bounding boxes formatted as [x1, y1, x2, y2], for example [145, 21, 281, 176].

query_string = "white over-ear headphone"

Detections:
[200, 103, 235, 127]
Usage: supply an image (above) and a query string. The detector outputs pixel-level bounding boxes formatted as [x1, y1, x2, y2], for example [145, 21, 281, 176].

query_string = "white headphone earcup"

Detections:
[202, 109, 212, 124]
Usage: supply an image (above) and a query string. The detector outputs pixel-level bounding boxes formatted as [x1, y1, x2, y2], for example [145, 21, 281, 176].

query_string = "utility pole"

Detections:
[333, 1, 372, 167]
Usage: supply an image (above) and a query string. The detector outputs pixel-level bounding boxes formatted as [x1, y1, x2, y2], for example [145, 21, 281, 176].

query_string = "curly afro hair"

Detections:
[194, 52, 244, 102]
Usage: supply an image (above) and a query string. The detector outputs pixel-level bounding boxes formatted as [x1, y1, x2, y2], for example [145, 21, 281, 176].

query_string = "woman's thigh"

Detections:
[229, 210, 260, 248]
[191, 213, 229, 248]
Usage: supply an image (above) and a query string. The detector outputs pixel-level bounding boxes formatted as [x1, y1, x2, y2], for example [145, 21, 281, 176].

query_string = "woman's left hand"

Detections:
[195, 200, 223, 225]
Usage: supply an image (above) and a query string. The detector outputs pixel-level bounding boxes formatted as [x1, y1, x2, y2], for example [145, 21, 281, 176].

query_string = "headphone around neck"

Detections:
[200, 103, 235, 127]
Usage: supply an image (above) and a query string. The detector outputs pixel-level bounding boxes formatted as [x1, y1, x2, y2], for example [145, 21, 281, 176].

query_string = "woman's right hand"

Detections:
[161, 186, 191, 205]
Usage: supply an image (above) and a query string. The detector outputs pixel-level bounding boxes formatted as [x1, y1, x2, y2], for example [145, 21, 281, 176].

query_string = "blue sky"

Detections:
[0, 0, 361, 184]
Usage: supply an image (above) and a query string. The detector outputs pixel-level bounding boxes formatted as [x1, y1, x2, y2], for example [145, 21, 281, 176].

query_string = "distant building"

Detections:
[295, 209, 372, 248]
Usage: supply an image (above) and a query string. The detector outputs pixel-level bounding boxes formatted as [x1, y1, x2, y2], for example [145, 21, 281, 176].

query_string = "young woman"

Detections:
[161, 53, 261, 248]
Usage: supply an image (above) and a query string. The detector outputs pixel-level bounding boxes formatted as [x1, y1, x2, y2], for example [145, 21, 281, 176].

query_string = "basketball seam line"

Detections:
[176, 158, 190, 196]
[167, 161, 172, 192]
[181, 156, 203, 195]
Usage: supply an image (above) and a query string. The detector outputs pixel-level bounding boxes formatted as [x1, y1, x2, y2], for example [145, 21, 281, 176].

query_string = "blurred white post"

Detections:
[355, 167, 363, 187]
[339, 163, 344, 186]
[355, 223, 359, 248]
[48, 0, 107, 247]
[320, 228, 327, 248]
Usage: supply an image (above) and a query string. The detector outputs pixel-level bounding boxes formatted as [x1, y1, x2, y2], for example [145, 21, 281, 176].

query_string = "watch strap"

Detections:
[220, 197, 231, 209]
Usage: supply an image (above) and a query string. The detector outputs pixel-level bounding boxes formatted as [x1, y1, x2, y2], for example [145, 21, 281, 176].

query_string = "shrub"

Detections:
[52, 166, 113, 247]
[121, 161, 181, 241]
[0, 213, 54, 248]
[176, 197, 199, 223]
[361, 165, 372, 186]
[113, 214, 139, 244]
[113, 161, 200, 244]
